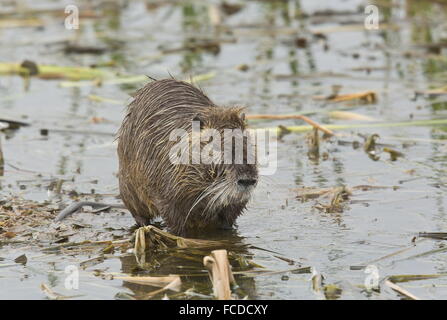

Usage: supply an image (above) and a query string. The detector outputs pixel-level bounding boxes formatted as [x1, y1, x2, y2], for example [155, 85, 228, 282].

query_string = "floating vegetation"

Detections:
[0, 61, 216, 87]
[0, 18, 44, 28]
[415, 85, 447, 97]
[59, 71, 216, 88]
[323, 284, 343, 300]
[277, 125, 292, 141]
[363, 133, 380, 160]
[13, 254, 27, 265]
[295, 185, 394, 202]
[0, 196, 131, 256]
[418, 232, 447, 240]
[314, 90, 377, 104]
[0, 61, 110, 80]
[315, 186, 351, 214]
[0, 118, 30, 129]
[383, 147, 405, 161]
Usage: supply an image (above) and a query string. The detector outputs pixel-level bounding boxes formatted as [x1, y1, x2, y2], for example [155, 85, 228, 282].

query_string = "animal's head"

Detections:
[170, 107, 258, 223]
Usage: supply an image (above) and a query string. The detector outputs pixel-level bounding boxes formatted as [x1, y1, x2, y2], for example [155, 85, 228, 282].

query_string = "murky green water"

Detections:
[1, 0, 447, 299]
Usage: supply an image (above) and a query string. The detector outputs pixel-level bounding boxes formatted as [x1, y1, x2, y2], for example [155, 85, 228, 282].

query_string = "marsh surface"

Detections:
[1, 0, 447, 299]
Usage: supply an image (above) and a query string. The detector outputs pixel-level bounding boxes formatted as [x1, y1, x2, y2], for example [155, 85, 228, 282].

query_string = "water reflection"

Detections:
[119, 229, 258, 299]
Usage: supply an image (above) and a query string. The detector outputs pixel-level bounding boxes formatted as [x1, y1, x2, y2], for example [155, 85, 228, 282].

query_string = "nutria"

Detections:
[118, 79, 258, 235]
[56, 79, 258, 236]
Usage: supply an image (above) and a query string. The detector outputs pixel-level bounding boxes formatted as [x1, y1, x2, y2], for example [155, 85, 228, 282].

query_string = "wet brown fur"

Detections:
[117, 79, 258, 235]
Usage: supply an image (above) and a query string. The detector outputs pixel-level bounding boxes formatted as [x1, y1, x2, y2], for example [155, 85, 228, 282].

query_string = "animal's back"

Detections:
[117, 80, 214, 226]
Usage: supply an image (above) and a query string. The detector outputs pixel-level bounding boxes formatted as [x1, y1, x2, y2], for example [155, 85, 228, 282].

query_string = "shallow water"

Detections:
[1, 0, 447, 299]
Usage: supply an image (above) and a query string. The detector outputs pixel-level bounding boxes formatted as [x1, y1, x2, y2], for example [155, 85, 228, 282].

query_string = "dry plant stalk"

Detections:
[328, 111, 376, 121]
[203, 249, 235, 300]
[246, 114, 334, 136]
[116, 275, 180, 287]
[294, 185, 396, 202]
[385, 279, 421, 300]
[295, 186, 335, 201]
[325, 91, 376, 103]
[40, 283, 63, 300]
[40, 283, 80, 300]
[307, 127, 320, 161]
[327, 186, 351, 213]
[415, 85, 447, 96]
[141, 277, 182, 300]
[134, 225, 228, 251]
[314, 186, 351, 213]
[133, 226, 230, 266]
[0, 18, 44, 28]
[134, 227, 147, 266]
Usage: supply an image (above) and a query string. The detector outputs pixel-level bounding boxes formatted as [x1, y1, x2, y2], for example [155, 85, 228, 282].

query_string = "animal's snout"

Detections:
[237, 178, 257, 188]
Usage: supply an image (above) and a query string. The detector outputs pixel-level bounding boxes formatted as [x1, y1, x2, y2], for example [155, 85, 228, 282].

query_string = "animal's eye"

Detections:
[240, 113, 246, 122]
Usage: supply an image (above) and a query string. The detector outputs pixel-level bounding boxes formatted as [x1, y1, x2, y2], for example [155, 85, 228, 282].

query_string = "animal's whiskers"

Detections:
[182, 182, 216, 230]
[202, 179, 232, 219]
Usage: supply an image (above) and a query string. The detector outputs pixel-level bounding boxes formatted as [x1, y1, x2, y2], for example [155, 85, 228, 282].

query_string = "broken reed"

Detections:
[261, 118, 447, 134]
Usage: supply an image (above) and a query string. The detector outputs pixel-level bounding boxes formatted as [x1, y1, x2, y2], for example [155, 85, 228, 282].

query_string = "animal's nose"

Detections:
[238, 179, 257, 188]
